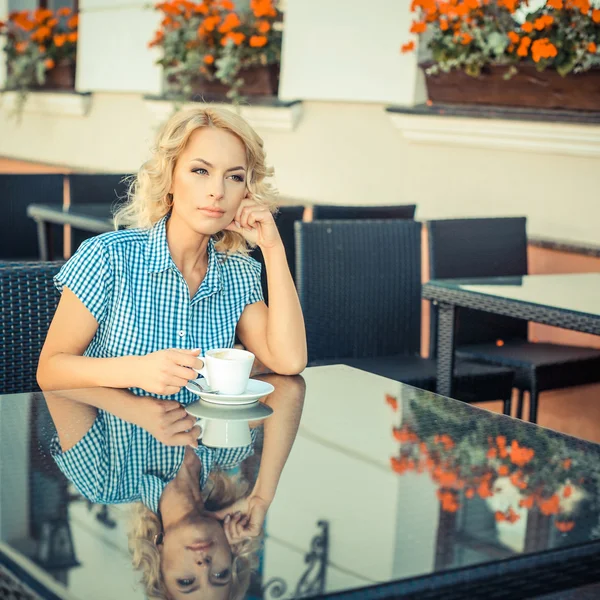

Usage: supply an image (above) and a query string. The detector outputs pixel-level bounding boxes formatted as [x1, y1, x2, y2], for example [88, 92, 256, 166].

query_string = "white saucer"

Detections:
[186, 378, 275, 406]
[185, 398, 273, 421]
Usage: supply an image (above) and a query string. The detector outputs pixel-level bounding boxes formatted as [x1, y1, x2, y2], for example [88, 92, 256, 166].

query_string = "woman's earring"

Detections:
[154, 532, 164, 546]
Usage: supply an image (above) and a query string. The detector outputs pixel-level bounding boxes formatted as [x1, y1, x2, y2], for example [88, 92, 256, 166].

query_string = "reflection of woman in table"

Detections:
[45, 374, 304, 600]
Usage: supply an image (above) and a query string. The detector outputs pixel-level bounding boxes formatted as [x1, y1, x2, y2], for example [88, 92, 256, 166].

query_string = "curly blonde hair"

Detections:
[114, 105, 278, 254]
[128, 470, 262, 600]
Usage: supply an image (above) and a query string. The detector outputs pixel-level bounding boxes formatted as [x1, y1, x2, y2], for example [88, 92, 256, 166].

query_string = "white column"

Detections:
[279, 0, 422, 105]
[76, 0, 163, 94]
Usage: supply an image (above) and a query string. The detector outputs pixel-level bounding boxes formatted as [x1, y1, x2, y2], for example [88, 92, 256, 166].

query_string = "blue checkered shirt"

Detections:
[50, 214, 263, 511]
[51, 414, 257, 512]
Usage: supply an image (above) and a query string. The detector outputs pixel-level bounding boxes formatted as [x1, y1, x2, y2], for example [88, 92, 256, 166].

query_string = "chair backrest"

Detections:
[0, 262, 64, 394]
[249, 205, 305, 303]
[312, 204, 416, 221]
[68, 173, 131, 253]
[295, 219, 422, 362]
[427, 217, 529, 352]
[0, 174, 65, 259]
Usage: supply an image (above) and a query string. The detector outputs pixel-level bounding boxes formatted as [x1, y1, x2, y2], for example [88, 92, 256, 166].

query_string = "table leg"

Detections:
[34, 219, 48, 261]
[436, 302, 456, 397]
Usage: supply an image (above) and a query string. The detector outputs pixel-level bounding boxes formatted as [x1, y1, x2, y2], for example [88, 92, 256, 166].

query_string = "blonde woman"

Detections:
[37, 105, 307, 450]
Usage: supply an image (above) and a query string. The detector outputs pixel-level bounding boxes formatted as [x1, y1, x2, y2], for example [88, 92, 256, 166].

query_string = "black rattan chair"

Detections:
[295, 220, 514, 411]
[0, 174, 65, 260]
[68, 173, 130, 252]
[250, 205, 305, 303]
[0, 262, 64, 394]
[312, 204, 416, 221]
[427, 217, 600, 423]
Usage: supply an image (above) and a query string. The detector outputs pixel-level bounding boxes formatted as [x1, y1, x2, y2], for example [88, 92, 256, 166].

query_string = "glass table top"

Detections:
[426, 273, 600, 319]
[1, 365, 599, 599]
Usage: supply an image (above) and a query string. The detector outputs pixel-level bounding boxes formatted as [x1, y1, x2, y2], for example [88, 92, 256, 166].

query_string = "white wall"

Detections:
[280, 0, 424, 105]
[76, 1, 163, 95]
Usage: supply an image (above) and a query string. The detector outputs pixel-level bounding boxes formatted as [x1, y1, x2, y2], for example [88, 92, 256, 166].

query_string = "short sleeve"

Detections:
[246, 259, 264, 305]
[54, 236, 113, 324]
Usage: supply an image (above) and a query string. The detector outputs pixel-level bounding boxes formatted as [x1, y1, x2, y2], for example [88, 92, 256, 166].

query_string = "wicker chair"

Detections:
[295, 220, 515, 411]
[427, 217, 600, 423]
[312, 204, 416, 220]
[249, 205, 305, 303]
[0, 262, 64, 395]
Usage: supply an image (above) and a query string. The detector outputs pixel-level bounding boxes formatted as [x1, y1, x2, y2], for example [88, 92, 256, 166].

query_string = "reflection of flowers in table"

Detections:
[386, 393, 595, 533]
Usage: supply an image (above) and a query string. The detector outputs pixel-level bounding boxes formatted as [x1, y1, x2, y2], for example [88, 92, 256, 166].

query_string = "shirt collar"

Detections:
[145, 215, 223, 297]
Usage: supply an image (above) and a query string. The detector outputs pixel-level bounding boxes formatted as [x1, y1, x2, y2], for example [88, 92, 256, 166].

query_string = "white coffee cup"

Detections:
[197, 418, 251, 448]
[195, 348, 254, 395]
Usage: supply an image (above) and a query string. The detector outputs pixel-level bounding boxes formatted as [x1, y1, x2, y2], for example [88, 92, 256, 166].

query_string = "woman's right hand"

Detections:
[135, 396, 201, 447]
[131, 349, 203, 396]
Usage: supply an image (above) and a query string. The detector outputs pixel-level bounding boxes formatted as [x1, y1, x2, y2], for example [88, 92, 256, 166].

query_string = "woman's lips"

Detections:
[199, 207, 225, 218]
[187, 540, 214, 552]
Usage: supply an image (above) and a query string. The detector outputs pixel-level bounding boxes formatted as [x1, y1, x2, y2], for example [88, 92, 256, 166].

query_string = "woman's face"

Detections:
[160, 513, 233, 599]
[169, 126, 249, 235]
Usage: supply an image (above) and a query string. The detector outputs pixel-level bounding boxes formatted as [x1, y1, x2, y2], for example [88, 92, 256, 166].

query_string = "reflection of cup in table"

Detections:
[197, 419, 251, 448]
[195, 348, 254, 395]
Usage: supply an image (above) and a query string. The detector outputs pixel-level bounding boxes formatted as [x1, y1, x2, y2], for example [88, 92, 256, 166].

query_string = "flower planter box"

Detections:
[188, 64, 279, 98]
[420, 62, 600, 112]
[42, 61, 76, 91]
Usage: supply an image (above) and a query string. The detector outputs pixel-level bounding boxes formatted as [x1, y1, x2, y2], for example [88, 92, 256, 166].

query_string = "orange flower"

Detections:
[67, 32, 77, 43]
[487, 447, 498, 459]
[53, 33, 67, 47]
[57, 7, 71, 17]
[251, 0, 277, 18]
[44, 58, 55, 70]
[194, 2, 209, 14]
[38, 45, 46, 53]
[510, 440, 535, 467]
[15, 41, 28, 53]
[534, 15, 554, 30]
[517, 37, 532, 56]
[148, 30, 164, 47]
[563, 459, 572, 469]
[203, 15, 221, 32]
[588, 42, 597, 54]
[410, 21, 427, 34]
[548, 0, 563, 7]
[31, 26, 52, 42]
[67, 15, 79, 29]
[220, 0, 235, 9]
[531, 38, 558, 62]
[498, 465, 509, 476]
[593, 9, 600, 23]
[555, 520, 575, 533]
[439, 19, 449, 31]
[519, 495, 535, 509]
[203, 54, 215, 64]
[257, 20, 271, 34]
[385, 394, 398, 410]
[223, 31, 245, 46]
[510, 471, 528, 490]
[47, 18, 58, 28]
[521, 21, 533, 33]
[438, 489, 460, 512]
[478, 480, 493, 499]
[508, 31, 520, 44]
[460, 32, 473, 44]
[401, 41, 416, 53]
[498, 0, 519, 11]
[495, 510, 506, 522]
[465, 488, 475, 499]
[538, 494, 560, 516]
[218, 12, 241, 33]
[563, 485, 573, 498]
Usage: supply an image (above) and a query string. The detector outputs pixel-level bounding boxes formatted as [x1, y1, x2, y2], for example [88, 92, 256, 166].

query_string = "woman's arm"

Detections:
[229, 199, 307, 375]
[37, 288, 202, 393]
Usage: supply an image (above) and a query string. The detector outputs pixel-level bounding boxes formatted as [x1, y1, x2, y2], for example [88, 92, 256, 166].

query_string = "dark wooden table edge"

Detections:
[326, 540, 600, 599]
[528, 236, 600, 259]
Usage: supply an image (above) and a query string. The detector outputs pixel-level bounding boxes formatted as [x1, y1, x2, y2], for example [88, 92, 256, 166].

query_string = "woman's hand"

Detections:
[225, 196, 281, 250]
[208, 494, 270, 545]
[135, 397, 201, 447]
[132, 349, 203, 396]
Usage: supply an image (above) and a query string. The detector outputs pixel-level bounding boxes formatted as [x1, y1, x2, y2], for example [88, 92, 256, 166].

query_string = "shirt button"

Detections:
[178, 330, 185, 337]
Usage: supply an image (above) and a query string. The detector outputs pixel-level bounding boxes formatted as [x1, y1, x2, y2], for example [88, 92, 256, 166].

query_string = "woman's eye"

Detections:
[230, 174, 245, 182]
[192, 168, 208, 175]
[214, 569, 230, 579]
[176, 578, 195, 586]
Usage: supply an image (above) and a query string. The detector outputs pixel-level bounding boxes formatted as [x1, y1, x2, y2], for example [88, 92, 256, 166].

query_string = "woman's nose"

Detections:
[196, 555, 212, 566]
[208, 181, 224, 201]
